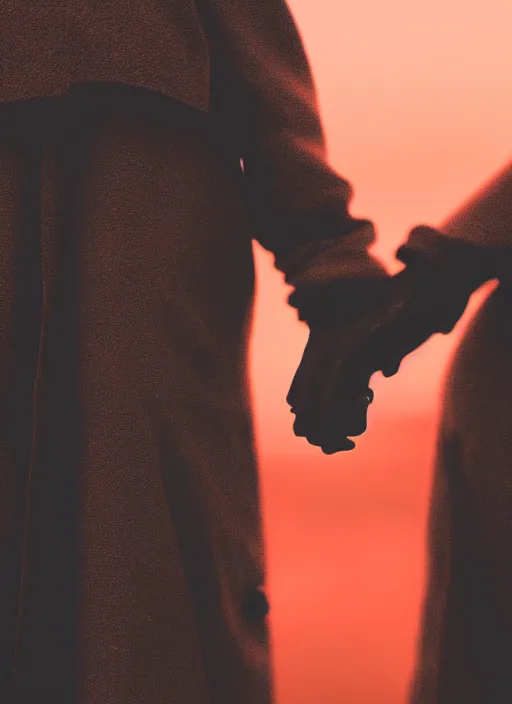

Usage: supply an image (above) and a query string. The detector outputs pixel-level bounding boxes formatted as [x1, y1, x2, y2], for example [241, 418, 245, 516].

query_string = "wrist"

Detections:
[288, 275, 391, 327]
[391, 261, 472, 335]
[397, 225, 495, 294]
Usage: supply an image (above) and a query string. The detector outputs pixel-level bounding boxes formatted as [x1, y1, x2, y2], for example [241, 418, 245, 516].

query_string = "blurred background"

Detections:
[249, 1, 512, 701]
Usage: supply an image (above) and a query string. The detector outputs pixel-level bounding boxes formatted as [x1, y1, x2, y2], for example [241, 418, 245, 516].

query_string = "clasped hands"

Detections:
[286, 264, 470, 454]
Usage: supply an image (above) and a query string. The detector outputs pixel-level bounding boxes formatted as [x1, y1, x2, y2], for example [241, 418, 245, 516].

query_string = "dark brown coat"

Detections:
[0, 3, 386, 703]
[407, 163, 512, 703]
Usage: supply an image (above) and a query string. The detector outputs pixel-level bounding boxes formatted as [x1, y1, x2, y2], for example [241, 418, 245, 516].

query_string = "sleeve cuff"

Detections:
[397, 225, 496, 292]
[274, 215, 388, 287]
[273, 216, 389, 324]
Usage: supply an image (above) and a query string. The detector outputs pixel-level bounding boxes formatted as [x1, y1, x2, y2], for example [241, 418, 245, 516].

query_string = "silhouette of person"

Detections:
[0, 2, 388, 702]
[289, 161, 512, 702]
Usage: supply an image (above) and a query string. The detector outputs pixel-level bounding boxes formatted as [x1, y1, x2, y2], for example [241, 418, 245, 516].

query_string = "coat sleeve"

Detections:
[396, 161, 512, 288]
[195, 0, 388, 308]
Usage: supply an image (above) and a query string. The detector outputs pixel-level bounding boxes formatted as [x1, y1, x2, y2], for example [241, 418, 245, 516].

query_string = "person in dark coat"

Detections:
[0, 2, 388, 702]
[289, 161, 512, 702]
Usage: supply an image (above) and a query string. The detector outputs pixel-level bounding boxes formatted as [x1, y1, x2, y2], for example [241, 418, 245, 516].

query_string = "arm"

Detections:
[196, 0, 388, 319]
[347, 161, 512, 378]
[396, 161, 512, 294]
[286, 163, 512, 449]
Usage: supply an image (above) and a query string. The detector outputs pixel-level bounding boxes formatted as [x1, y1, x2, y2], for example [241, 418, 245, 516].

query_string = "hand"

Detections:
[286, 265, 471, 454]
[287, 322, 375, 453]
[345, 265, 472, 378]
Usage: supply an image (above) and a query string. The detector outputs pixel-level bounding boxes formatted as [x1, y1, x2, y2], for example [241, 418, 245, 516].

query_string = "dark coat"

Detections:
[0, 3, 386, 703]
[1, 1, 385, 286]
[400, 163, 512, 255]
[407, 163, 512, 702]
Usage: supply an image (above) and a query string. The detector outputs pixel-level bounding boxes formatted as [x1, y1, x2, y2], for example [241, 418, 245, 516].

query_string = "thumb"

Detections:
[381, 357, 403, 378]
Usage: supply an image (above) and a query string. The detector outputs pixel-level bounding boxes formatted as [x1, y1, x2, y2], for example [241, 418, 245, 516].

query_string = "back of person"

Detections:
[1, 0, 210, 108]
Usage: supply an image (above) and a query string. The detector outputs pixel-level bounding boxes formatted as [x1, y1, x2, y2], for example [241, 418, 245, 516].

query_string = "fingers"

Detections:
[287, 269, 447, 453]
[323, 439, 356, 454]
[378, 322, 436, 377]
[293, 360, 373, 439]
[293, 412, 357, 452]
[286, 327, 332, 409]
[381, 359, 402, 378]
[294, 325, 364, 411]
[291, 385, 373, 454]
[292, 411, 356, 453]
[287, 321, 375, 454]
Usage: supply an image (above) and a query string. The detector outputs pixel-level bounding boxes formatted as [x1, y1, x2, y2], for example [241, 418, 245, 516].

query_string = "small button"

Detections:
[243, 586, 270, 622]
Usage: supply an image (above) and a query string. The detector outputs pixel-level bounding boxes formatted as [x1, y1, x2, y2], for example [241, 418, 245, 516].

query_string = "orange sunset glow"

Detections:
[250, 2, 512, 702]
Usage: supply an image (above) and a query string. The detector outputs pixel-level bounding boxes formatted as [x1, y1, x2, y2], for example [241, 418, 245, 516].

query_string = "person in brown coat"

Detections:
[290, 161, 512, 702]
[0, 2, 388, 702]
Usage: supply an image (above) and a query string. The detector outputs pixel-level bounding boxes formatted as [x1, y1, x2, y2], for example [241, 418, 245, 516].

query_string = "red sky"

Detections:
[251, 2, 511, 702]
